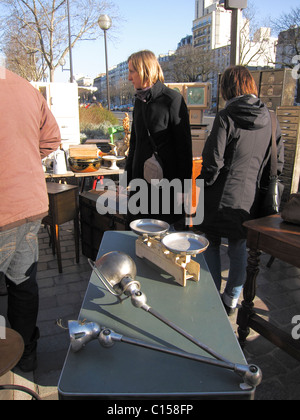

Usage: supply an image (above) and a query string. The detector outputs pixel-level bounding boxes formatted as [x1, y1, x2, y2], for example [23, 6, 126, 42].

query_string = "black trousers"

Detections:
[0, 221, 41, 348]
[6, 262, 39, 347]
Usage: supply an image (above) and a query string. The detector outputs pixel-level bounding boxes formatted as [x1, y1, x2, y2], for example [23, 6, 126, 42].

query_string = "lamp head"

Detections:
[68, 321, 101, 353]
[93, 251, 139, 297]
[98, 14, 112, 31]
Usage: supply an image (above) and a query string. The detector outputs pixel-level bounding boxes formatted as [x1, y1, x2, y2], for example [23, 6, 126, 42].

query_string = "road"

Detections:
[113, 111, 132, 124]
[113, 111, 216, 133]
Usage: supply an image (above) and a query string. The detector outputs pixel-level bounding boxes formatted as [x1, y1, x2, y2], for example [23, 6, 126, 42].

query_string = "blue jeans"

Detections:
[204, 235, 247, 309]
[0, 221, 41, 345]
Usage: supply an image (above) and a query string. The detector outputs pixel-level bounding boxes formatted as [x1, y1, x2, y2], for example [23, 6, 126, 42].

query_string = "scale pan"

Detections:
[162, 232, 209, 255]
[130, 219, 170, 237]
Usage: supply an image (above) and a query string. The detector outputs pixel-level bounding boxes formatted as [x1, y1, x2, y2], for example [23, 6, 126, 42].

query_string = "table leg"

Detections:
[54, 224, 63, 274]
[50, 225, 56, 256]
[266, 256, 275, 268]
[74, 217, 80, 264]
[237, 248, 261, 348]
[80, 178, 86, 193]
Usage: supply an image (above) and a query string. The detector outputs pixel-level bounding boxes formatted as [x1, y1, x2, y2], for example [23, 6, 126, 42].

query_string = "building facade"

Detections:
[193, 0, 232, 50]
[193, 0, 277, 104]
[94, 60, 132, 107]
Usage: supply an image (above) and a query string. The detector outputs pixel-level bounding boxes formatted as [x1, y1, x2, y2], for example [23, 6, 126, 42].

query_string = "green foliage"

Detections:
[79, 107, 119, 141]
[79, 107, 118, 126]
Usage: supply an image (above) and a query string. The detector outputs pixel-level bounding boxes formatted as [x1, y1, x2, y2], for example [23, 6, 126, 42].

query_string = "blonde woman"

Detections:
[125, 50, 193, 225]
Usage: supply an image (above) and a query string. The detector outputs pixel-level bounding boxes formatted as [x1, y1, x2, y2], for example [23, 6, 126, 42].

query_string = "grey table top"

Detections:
[58, 231, 253, 400]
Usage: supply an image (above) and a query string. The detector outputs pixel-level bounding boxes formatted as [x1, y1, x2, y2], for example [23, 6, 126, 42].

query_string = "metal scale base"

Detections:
[135, 236, 200, 287]
[130, 219, 209, 287]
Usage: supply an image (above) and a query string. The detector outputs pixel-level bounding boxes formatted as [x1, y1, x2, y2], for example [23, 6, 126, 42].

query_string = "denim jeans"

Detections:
[0, 221, 41, 346]
[204, 235, 247, 309]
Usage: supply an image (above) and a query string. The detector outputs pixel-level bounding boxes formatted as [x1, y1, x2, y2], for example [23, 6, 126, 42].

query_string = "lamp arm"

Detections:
[98, 327, 262, 388]
[145, 305, 231, 364]
[131, 291, 231, 364]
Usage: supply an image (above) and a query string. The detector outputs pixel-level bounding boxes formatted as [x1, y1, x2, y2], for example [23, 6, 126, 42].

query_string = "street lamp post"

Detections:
[224, 0, 248, 66]
[230, 8, 242, 66]
[98, 14, 112, 110]
[66, 0, 75, 83]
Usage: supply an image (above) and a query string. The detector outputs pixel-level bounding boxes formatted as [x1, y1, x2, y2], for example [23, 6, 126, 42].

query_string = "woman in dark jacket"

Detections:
[197, 66, 284, 314]
[125, 50, 193, 225]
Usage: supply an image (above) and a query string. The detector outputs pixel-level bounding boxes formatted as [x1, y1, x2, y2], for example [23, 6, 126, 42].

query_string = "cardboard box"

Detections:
[189, 109, 203, 125]
[191, 128, 209, 157]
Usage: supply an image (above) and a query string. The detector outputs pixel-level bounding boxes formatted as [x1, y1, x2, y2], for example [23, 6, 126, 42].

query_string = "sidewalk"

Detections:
[1, 221, 300, 400]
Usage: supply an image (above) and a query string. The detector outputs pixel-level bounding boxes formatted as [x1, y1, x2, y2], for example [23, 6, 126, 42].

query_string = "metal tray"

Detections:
[130, 219, 170, 237]
[162, 232, 209, 255]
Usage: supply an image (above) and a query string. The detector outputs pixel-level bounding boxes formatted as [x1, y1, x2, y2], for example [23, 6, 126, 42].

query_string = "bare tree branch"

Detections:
[0, 0, 119, 81]
[162, 45, 218, 83]
[271, 7, 300, 102]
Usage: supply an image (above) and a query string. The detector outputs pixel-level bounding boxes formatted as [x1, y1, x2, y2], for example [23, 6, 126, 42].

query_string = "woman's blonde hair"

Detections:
[128, 50, 165, 86]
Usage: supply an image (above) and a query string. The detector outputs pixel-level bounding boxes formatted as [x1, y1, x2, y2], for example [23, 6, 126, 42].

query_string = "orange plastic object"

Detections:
[187, 157, 203, 227]
[192, 157, 203, 208]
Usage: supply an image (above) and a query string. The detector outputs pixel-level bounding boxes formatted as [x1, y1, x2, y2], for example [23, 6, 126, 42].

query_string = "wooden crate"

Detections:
[69, 144, 99, 158]
[191, 126, 209, 157]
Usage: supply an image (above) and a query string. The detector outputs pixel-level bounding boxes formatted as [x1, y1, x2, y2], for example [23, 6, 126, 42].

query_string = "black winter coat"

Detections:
[125, 81, 193, 224]
[197, 95, 284, 240]
[126, 81, 192, 183]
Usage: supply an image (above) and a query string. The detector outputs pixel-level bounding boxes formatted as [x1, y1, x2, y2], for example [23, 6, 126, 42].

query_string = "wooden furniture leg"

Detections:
[74, 216, 80, 264]
[43, 183, 79, 273]
[55, 224, 62, 274]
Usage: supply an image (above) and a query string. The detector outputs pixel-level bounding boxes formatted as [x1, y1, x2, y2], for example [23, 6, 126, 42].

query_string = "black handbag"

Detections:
[281, 194, 300, 225]
[255, 110, 284, 218]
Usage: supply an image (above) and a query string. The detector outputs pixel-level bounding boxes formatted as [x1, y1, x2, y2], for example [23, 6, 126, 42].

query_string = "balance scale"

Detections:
[130, 219, 209, 287]
[102, 155, 125, 170]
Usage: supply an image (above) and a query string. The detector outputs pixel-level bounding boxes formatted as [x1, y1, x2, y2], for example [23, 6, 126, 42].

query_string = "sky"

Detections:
[55, 0, 299, 83]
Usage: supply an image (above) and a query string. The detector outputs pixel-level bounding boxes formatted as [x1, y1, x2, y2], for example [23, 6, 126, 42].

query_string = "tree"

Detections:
[272, 7, 300, 103]
[2, 17, 45, 81]
[240, 2, 276, 67]
[161, 45, 217, 83]
[0, 0, 119, 82]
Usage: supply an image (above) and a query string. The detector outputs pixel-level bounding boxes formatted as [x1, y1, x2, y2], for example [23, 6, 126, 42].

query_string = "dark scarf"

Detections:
[135, 86, 153, 102]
